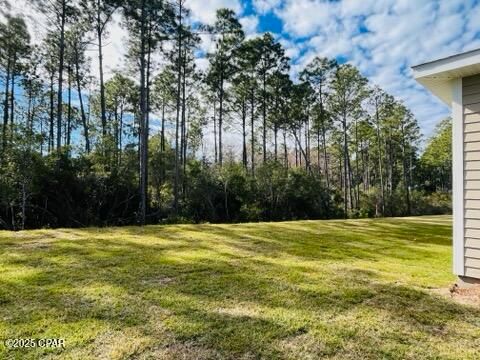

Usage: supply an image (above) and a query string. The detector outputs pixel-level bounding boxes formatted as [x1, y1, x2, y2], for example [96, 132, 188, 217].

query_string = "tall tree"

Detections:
[253, 33, 288, 162]
[152, 69, 175, 181]
[267, 70, 291, 162]
[390, 103, 420, 215]
[205, 8, 244, 166]
[35, 0, 77, 149]
[329, 64, 368, 216]
[80, 0, 122, 139]
[369, 87, 393, 216]
[0, 16, 30, 154]
[300, 57, 337, 187]
[420, 118, 451, 192]
[125, 0, 174, 223]
[22, 47, 43, 139]
[103, 73, 137, 166]
[66, 24, 92, 153]
[179, 30, 200, 194]
[237, 39, 260, 176]
[232, 73, 251, 170]
[40, 33, 59, 153]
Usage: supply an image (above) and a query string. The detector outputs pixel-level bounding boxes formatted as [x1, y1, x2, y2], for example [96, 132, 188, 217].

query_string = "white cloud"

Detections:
[274, 0, 480, 137]
[195, 57, 209, 73]
[3, 0, 46, 43]
[198, 33, 216, 55]
[466, 3, 480, 34]
[5, 0, 128, 83]
[188, 0, 244, 63]
[252, 0, 282, 14]
[279, 38, 302, 61]
[239, 15, 259, 36]
[276, 0, 336, 38]
[6, 0, 480, 140]
[188, 0, 242, 24]
[340, 0, 389, 17]
[92, 14, 129, 79]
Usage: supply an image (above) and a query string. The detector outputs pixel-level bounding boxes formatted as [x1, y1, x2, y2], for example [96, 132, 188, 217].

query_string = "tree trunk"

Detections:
[321, 122, 330, 189]
[305, 119, 309, 171]
[1, 59, 11, 153]
[319, 91, 330, 188]
[160, 101, 165, 182]
[213, 100, 217, 163]
[354, 119, 360, 210]
[183, 106, 188, 191]
[119, 104, 124, 166]
[181, 45, 187, 189]
[262, 73, 267, 162]
[250, 90, 255, 176]
[97, 0, 107, 139]
[342, 116, 349, 218]
[375, 100, 385, 216]
[242, 99, 247, 170]
[347, 154, 355, 212]
[298, 129, 302, 167]
[219, 69, 224, 166]
[138, 0, 148, 224]
[49, 73, 55, 153]
[387, 131, 394, 216]
[26, 81, 33, 136]
[400, 122, 411, 215]
[75, 56, 89, 153]
[57, 0, 67, 149]
[21, 181, 26, 230]
[274, 124, 278, 162]
[317, 127, 321, 172]
[67, 66, 72, 147]
[114, 102, 119, 165]
[293, 129, 312, 175]
[144, 19, 153, 208]
[9, 62, 15, 144]
[181, 53, 187, 196]
[295, 135, 298, 167]
[173, 0, 183, 214]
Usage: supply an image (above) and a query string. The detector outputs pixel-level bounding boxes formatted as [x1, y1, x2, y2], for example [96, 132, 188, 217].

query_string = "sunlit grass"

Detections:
[1, 215, 479, 359]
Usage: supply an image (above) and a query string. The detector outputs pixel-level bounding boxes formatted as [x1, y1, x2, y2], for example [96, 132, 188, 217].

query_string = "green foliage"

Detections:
[410, 190, 452, 215]
[419, 118, 452, 192]
[0, 4, 449, 229]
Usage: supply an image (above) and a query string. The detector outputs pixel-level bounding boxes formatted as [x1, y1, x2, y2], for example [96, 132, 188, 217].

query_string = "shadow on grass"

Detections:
[2, 216, 477, 359]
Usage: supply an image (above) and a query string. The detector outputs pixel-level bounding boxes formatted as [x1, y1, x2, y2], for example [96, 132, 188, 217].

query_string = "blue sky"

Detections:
[189, 0, 480, 139]
[8, 0, 480, 142]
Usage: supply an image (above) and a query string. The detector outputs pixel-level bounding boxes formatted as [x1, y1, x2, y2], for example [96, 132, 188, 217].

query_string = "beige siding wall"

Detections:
[463, 74, 480, 278]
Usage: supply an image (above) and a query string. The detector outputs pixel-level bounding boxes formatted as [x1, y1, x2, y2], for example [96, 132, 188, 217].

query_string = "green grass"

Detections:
[0, 215, 479, 359]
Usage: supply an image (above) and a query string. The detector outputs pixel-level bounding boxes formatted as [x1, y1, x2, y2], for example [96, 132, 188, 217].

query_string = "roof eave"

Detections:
[414, 77, 453, 106]
[412, 48, 480, 107]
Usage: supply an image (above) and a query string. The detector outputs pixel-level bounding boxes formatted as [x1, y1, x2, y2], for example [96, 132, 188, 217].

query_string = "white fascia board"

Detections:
[412, 48, 480, 79]
[412, 48, 480, 106]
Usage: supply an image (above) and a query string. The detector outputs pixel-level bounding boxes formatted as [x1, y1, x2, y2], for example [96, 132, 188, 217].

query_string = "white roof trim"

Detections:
[412, 48, 480, 106]
[413, 48, 480, 79]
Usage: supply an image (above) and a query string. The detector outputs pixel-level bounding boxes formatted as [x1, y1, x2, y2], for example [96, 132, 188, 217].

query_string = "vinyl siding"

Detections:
[463, 74, 480, 277]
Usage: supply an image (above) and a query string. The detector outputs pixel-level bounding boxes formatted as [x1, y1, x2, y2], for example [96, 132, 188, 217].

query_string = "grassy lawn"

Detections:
[0, 215, 479, 359]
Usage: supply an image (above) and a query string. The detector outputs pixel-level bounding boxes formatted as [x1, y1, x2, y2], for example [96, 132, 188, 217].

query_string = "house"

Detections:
[413, 49, 480, 286]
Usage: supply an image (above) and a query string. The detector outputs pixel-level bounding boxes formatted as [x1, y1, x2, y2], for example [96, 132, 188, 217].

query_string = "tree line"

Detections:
[0, 0, 451, 229]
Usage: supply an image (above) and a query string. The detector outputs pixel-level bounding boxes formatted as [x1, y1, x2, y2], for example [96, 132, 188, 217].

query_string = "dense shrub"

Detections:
[0, 153, 451, 229]
[411, 191, 452, 216]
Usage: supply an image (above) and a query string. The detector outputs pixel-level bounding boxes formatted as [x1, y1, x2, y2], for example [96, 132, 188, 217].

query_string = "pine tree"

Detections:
[205, 8, 244, 166]
[0, 16, 30, 154]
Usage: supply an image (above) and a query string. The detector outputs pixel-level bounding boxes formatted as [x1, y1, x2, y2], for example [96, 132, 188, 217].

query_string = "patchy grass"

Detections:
[0, 215, 479, 359]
